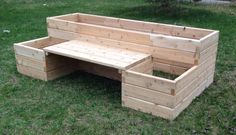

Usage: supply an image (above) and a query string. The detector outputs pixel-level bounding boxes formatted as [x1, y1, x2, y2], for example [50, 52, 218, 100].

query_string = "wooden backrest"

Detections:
[47, 13, 215, 70]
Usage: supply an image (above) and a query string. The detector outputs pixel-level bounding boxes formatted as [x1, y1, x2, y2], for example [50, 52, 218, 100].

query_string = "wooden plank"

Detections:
[174, 64, 215, 107]
[48, 28, 78, 40]
[43, 40, 150, 70]
[122, 83, 174, 108]
[77, 60, 121, 81]
[150, 34, 200, 52]
[152, 47, 196, 65]
[122, 70, 176, 94]
[48, 28, 153, 54]
[175, 53, 216, 92]
[75, 12, 213, 39]
[46, 64, 76, 80]
[129, 57, 153, 73]
[14, 43, 45, 61]
[14, 37, 66, 49]
[15, 54, 46, 71]
[122, 96, 173, 120]
[172, 76, 209, 119]
[153, 58, 193, 69]
[32, 37, 66, 49]
[199, 43, 218, 63]
[153, 62, 188, 75]
[200, 31, 219, 51]
[47, 18, 153, 46]
[17, 64, 47, 81]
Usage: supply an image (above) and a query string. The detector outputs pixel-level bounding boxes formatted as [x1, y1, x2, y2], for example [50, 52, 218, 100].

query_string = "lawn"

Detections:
[0, 0, 236, 134]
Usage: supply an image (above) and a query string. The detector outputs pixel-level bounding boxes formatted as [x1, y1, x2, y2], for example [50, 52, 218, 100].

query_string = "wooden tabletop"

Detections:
[43, 40, 151, 70]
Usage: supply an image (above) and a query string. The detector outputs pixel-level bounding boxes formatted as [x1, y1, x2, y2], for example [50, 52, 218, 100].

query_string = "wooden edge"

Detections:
[199, 31, 219, 51]
[47, 17, 212, 46]
[47, 13, 79, 20]
[153, 62, 188, 75]
[125, 70, 176, 84]
[122, 95, 174, 120]
[14, 36, 50, 46]
[47, 18, 152, 37]
[150, 34, 201, 53]
[14, 43, 46, 61]
[129, 56, 153, 73]
[174, 66, 198, 83]
[76, 12, 215, 33]
[125, 55, 152, 70]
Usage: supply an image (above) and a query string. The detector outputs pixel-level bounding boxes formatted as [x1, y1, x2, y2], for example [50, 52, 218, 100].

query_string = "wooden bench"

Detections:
[43, 40, 151, 70]
[14, 13, 219, 120]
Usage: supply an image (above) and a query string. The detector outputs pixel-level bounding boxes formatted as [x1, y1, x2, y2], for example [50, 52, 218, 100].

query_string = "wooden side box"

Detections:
[122, 45, 217, 120]
[14, 37, 77, 81]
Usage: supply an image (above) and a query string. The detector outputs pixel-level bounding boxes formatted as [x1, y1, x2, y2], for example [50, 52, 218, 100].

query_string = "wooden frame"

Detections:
[14, 13, 219, 120]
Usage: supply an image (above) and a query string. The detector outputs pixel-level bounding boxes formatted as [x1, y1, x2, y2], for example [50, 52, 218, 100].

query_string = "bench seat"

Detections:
[43, 40, 151, 70]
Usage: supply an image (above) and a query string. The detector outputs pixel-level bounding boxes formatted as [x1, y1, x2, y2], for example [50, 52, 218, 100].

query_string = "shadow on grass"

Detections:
[50, 71, 121, 104]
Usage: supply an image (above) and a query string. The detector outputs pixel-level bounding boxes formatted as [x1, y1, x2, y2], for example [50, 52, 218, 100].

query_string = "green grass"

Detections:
[0, 0, 236, 134]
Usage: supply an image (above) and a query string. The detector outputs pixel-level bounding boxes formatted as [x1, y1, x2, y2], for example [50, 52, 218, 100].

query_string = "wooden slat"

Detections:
[122, 70, 176, 94]
[46, 64, 76, 80]
[48, 28, 153, 54]
[199, 43, 218, 63]
[14, 37, 66, 49]
[43, 40, 150, 70]
[200, 31, 219, 51]
[150, 34, 200, 52]
[14, 43, 45, 61]
[15, 54, 46, 71]
[172, 76, 208, 119]
[129, 57, 153, 74]
[17, 64, 47, 81]
[174, 64, 215, 107]
[122, 83, 174, 108]
[122, 96, 173, 120]
[75, 12, 213, 39]
[152, 47, 196, 65]
[153, 62, 188, 75]
[77, 60, 121, 81]
[47, 18, 153, 46]
[153, 58, 193, 69]
[175, 53, 216, 92]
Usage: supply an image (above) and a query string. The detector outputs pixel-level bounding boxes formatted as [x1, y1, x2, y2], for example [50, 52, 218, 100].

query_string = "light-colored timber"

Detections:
[14, 13, 219, 120]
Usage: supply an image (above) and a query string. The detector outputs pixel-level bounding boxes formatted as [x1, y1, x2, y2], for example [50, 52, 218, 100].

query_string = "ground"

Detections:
[0, 0, 236, 134]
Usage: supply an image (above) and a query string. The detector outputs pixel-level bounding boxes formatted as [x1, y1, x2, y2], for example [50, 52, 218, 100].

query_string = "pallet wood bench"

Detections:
[14, 13, 219, 120]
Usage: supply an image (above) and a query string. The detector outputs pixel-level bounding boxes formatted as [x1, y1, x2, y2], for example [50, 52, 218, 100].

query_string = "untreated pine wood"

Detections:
[122, 95, 173, 120]
[14, 13, 219, 120]
[76, 12, 213, 39]
[122, 70, 176, 95]
[122, 83, 174, 107]
[47, 28, 198, 65]
[15, 54, 46, 71]
[153, 62, 188, 75]
[129, 57, 153, 74]
[14, 43, 45, 61]
[43, 40, 151, 70]
[77, 60, 121, 81]
[17, 64, 47, 81]
[174, 53, 217, 93]
[47, 16, 203, 52]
